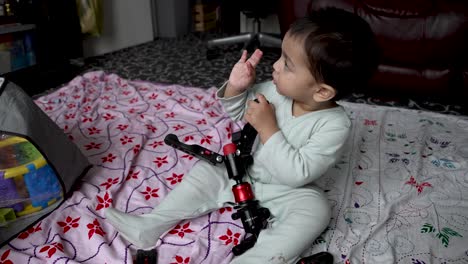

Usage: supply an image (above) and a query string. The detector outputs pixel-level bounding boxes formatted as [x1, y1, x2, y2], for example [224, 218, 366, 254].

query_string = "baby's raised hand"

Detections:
[227, 49, 263, 93]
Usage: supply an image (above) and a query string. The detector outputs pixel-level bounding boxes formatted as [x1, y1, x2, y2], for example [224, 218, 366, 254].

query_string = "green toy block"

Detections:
[0, 208, 16, 224]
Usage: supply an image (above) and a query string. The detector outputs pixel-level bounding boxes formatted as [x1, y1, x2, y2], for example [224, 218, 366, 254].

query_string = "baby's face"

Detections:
[272, 32, 320, 104]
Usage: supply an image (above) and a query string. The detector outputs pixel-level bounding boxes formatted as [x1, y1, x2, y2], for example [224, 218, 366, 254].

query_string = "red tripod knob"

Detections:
[232, 183, 255, 203]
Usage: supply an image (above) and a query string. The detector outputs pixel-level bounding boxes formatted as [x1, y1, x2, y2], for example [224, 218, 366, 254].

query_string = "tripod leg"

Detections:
[232, 233, 257, 256]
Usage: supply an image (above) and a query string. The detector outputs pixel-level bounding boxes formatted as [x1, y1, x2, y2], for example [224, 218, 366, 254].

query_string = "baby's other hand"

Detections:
[245, 94, 279, 144]
[227, 49, 263, 93]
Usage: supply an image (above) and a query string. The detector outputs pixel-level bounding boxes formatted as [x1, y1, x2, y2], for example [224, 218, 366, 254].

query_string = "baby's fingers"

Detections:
[238, 50, 248, 63]
[248, 49, 263, 68]
[245, 60, 255, 75]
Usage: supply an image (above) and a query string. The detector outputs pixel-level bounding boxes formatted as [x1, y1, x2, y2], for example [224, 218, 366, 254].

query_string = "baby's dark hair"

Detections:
[288, 8, 379, 100]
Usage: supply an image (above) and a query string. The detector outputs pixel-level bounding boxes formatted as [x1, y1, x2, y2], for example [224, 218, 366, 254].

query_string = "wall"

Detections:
[82, 0, 154, 57]
[154, 0, 190, 38]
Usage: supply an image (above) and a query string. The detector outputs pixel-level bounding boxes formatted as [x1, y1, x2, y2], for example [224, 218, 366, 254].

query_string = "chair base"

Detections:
[206, 32, 282, 59]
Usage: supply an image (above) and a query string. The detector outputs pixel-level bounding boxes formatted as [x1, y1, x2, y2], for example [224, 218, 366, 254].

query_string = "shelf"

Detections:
[0, 23, 35, 35]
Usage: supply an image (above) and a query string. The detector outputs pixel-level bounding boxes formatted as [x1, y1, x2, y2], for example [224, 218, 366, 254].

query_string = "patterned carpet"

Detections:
[35, 33, 467, 116]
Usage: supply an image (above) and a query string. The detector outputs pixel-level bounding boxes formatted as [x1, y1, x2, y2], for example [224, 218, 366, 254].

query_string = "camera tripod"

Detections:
[164, 121, 270, 256]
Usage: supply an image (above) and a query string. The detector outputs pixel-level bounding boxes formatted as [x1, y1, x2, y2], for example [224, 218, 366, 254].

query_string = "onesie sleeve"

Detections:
[216, 81, 278, 121]
[255, 121, 350, 188]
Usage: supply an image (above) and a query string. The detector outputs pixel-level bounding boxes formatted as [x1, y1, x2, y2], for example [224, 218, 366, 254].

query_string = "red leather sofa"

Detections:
[277, 0, 467, 101]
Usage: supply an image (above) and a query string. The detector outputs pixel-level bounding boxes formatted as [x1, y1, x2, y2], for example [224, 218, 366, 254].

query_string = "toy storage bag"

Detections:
[0, 78, 91, 245]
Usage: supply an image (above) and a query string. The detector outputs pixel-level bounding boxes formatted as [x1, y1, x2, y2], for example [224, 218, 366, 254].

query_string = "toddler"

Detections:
[105, 7, 378, 264]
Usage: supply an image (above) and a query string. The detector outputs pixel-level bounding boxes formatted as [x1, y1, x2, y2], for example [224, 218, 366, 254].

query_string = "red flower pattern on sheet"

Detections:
[133, 144, 141, 154]
[177, 98, 188, 104]
[17, 223, 42, 239]
[184, 135, 194, 142]
[87, 219, 106, 239]
[64, 113, 75, 120]
[219, 228, 240, 245]
[146, 124, 157, 133]
[153, 156, 168, 167]
[39, 242, 64, 258]
[181, 154, 193, 160]
[195, 95, 204, 100]
[104, 104, 116, 110]
[165, 90, 174, 96]
[171, 255, 190, 264]
[203, 101, 215, 108]
[149, 140, 164, 149]
[166, 173, 184, 185]
[173, 124, 185, 131]
[207, 110, 218, 117]
[120, 135, 134, 145]
[128, 108, 137, 114]
[116, 124, 129, 131]
[0, 249, 13, 264]
[82, 105, 92, 113]
[44, 106, 53, 111]
[57, 216, 80, 233]
[219, 207, 233, 214]
[140, 186, 159, 200]
[67, 103, 76, 109]
[169, 223, 194, 238]
[154, 103, 166, 110]
[101, 153, 117, 163]
[85, 142, 102, 150]
[200, 135, 213, 145]
[166, 112, 176, 118]
[95, 192, 113, 210]
[82, 116, 93, 123]
[196, 119, 207, 125]
[129, 97, 139, 104]
[405, 176, 432, 194]
[100, 177, 119, 190]
[103, 113, 116, 121]
[88, 127, 101, 135]
[225, 125, 232, 139]
[126, 168, 140, 181]
[122, 90, 131, 96]
[148, 93, 158, 100]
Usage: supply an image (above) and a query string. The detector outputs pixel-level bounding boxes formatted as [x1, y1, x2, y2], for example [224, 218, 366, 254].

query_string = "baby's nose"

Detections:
[272, 60, 280, 71]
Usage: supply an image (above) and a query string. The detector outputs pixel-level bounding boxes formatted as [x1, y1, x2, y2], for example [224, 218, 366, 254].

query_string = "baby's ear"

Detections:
[313, 83, 337, 102]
